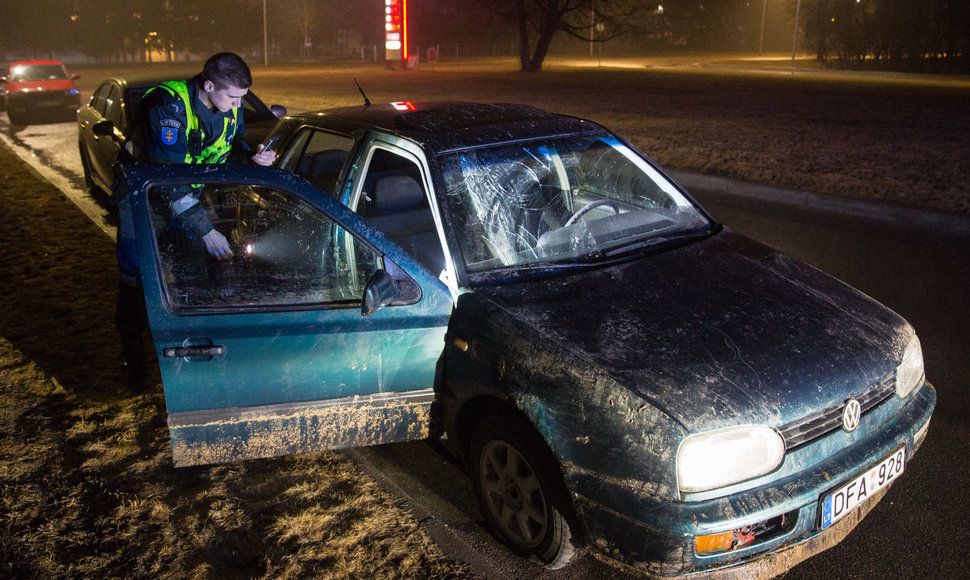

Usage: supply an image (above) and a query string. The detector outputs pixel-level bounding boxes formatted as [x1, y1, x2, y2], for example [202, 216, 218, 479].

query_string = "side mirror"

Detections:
[71, 73, 81, 80]
[270, 104, 287, 118]
[361, 269, 400, 317]
[93, 119, 115, 137]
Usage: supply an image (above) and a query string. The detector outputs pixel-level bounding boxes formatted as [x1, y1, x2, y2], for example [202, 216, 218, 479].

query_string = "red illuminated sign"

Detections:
[385, 0, 408, 64]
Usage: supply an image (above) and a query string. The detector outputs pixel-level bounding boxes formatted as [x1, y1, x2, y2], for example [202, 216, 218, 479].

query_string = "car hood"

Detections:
[6, 79, 76, 92]
[474, 231, 911, 433]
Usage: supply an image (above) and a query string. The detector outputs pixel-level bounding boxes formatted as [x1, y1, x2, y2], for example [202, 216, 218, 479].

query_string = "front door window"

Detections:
[147, 183, 381, 312]
[279, 128, 354, 199]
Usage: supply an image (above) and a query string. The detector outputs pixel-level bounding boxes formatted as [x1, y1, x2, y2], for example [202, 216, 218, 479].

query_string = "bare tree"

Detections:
[482, 0, 647, 72]
[804, 0, 969, 73]
[277, 0, 323, 60]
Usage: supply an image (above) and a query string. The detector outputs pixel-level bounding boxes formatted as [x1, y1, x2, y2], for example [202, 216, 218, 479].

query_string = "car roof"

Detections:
[8, 59, 66, 67]
[295, 101, 605, 153]
[98, 72, 196, 91]
[98, 72, 269, 106]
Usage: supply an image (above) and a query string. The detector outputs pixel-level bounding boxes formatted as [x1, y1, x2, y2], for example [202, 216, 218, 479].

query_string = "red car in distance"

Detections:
[1, 59, 81, 126]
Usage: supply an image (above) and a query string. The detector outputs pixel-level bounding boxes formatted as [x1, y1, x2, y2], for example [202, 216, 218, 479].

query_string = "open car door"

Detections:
[123, 164, 453, 467]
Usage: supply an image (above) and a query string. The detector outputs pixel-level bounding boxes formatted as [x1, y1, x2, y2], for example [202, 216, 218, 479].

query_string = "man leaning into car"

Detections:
[115, 52, 276, 391]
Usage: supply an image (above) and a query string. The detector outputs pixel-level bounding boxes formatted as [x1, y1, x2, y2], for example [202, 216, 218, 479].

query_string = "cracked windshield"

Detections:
[440, 135, 710, 272]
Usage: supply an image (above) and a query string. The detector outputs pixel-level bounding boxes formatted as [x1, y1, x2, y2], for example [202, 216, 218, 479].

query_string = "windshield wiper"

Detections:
[573, 226, 717, 263]
[504, 259, 594, 273]
[474, 225, 720, 284]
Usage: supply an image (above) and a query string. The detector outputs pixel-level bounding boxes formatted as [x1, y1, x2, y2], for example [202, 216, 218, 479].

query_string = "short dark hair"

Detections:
[201, 52, 252, 90]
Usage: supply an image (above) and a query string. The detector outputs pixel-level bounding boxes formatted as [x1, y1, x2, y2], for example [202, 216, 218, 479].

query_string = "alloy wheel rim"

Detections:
[480, 439, 548, 548]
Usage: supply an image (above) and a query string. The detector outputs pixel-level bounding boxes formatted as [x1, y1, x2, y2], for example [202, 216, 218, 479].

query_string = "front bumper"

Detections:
[570, 382, 936, 579]
[7, 91, 79, 115]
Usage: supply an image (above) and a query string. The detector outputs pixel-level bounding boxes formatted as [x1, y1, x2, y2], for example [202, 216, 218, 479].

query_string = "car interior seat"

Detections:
[365, 174, 445, 275]
[297, 149, 348, 196]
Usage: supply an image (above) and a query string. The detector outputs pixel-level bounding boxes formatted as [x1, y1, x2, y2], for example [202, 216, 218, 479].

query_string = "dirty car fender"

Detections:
[442, 290, 688, 503]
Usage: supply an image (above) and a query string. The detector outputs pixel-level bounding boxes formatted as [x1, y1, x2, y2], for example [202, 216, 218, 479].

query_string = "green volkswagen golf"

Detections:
[122, 102, 935, 578]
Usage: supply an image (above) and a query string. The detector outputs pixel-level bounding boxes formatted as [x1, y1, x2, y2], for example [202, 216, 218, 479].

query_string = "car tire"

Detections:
[469, 415, 582, 569]
[7, 108, 27, 126]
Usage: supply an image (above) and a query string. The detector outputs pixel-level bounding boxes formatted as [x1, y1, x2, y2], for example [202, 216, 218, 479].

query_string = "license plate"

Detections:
[821, 446, 905, 529]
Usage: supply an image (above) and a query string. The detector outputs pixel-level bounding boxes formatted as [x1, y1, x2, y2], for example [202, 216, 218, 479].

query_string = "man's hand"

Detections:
[202, 229, 233, 258]
[252, 145, 277, 166]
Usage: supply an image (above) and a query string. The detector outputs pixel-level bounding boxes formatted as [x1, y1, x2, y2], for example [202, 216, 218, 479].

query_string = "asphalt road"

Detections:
[2, 113, 967, 579]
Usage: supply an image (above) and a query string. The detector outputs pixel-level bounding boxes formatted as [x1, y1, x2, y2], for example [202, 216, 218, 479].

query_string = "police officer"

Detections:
[116, 52, 276, 391]
[141, 51, 276, 254]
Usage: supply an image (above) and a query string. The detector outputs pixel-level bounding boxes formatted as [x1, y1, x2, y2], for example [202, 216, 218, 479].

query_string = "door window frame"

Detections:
[348, 137, 458, 296]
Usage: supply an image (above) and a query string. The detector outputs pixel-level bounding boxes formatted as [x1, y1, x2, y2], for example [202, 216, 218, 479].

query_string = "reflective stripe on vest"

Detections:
[147, 81, 238, 164]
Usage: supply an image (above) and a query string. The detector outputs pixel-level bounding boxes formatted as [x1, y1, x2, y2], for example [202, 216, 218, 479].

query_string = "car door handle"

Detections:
[163, 345, 226, 358]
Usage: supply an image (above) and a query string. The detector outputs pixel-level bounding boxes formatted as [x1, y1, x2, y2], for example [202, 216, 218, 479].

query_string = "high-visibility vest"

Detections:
[147, 80, 238, 164]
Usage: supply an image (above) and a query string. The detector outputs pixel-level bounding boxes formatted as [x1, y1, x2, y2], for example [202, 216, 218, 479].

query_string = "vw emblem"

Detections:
[842, 398, 862, 432]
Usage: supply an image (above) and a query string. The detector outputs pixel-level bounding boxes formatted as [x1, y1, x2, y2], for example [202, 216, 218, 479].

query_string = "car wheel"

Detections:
[470, 415, 582, 569]
[7, 109, 27, 126]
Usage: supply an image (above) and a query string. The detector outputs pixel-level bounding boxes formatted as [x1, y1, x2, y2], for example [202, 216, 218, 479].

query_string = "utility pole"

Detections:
[759, 0, 767, 53]
[263, 0, 268, 66]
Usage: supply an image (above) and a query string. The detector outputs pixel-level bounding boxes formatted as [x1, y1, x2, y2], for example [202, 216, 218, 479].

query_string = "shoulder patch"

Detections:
[159, 120, 180, 146]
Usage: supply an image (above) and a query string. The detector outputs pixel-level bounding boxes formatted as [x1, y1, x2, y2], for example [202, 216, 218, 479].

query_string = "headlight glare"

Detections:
[678, 426, 785, 493]
[895, 335, 924, 398]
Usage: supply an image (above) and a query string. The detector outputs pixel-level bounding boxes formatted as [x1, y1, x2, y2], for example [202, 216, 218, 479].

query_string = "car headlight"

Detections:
[895, 334, 924, 398]
[677, 426, 785, 493]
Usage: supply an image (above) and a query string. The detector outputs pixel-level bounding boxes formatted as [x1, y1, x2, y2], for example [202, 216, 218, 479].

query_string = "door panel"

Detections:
[127, 165, 453, 467]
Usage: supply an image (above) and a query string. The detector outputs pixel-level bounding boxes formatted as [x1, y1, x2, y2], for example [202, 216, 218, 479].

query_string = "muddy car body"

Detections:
[123, 102, 935, 577]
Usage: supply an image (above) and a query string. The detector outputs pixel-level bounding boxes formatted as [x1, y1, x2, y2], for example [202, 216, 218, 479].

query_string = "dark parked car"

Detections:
[77, 74, 286, 198]
[1, 59, 80, 125]
[120, 102, 935, 577]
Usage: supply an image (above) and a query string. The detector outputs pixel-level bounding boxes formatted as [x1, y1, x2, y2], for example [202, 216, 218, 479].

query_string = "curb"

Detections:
[342, 447, 520, 580]
[669, 170, 970, 237]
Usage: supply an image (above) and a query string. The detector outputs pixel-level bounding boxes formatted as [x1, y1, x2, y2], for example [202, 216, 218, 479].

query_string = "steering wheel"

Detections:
[564, 199, 620, 227]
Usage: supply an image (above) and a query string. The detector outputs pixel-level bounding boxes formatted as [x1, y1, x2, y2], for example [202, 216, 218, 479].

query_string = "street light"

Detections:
[791, 0, 802, 69]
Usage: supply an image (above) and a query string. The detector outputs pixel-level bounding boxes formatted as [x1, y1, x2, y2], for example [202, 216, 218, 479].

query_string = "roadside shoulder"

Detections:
[670, 170, 970, 237]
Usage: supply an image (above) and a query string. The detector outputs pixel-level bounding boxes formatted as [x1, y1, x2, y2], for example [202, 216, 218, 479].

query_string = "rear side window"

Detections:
[90, 82, 110, 115]
[280, 128, 354, 199]
[105, 84, 123, 128]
